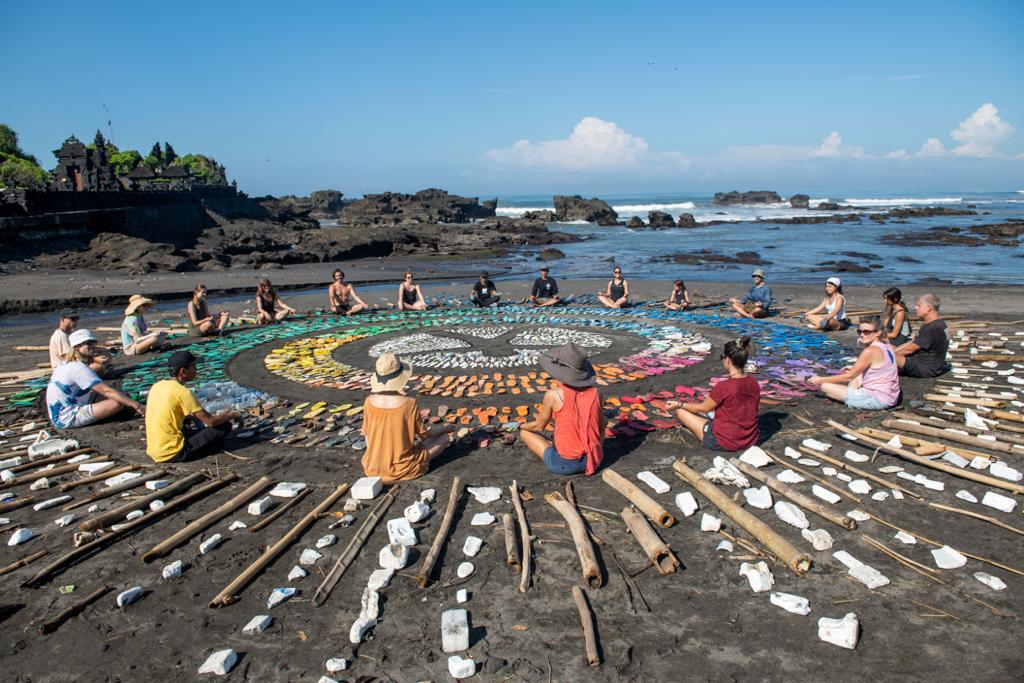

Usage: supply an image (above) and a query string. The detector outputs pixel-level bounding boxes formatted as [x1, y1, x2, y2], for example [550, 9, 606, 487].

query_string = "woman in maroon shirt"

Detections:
[673, 336, 760, 451]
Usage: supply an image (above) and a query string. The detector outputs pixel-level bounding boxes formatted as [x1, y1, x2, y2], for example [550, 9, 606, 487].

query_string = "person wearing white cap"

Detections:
[803, 277, 850, 331]
[45, 329, 144, 429]
[121, 294, 166, 356]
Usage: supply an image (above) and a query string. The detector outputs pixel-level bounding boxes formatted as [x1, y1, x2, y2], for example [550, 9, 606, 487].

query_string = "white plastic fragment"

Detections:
[637, 470, 670, 494]
[116, 586, 144, 607]
[716, 540, 734, 552]
[773, 501, 809, 529]
[846, 509, 869, 522]
[870, 491, 889, 502]
[703, 456, 749, 487]
[404, 500, 430, 523]
[448, 655, 476, 679]
[367, 568, 394, 591]
[33, 495, 71, 511]
[802, 528, 834, 551]
[887, 435, 902, 449]
[700, 513, 721, 532]
[981, 491, 1017, 513]
[78, 461, 115, 475]
[0, 456, 22, 469]
[462, 536, 483, 557]
[199, 534, 223, 555]
[352, 476, 383, 500]
[878, 465, 903, 474]
[228, 520, 247, 531]
[359, 587, 380, 620]
[942, 452, 970, 469]
[776, 469, 805, 484]
[802, 438, 832, 452]
[931, 545, 968, 569]
[243, 614, 272, 634]
[797, 458, 820, 467]
[379, 543, 410, 570]
[833, 551, 889, 589]
[843, 450, 869, 463]
[8, 528, 33, 546]
[743, 486, 772, 510]
[149, 500, 165, 512]
[457, 588, 469, 603]
[104, 472, 142, 487]
[0, 470, 14, 483]
[969, 457, 992, 470]
[675, 492, 698, 517]
[822, 466, 838, 477]
[198, 649, 238, 676]
[54, 514, 76, 528]
[248, 496, 274, 516]
[466, 486, 502, 504]
[848, 480, 871, 495]
[811, 485, 841, 504]
[420, 488, 436, 503]
[739, 445, 771, 468]
[457, 561, 475, 579]
[470, 512, 495, 526]
[770, 591, 811, 616]
[964, 408, 989, 430]
[125, 509, 144, 521]
[162, 560, 184, 579]
[974, 572, 1007, 591]
[990, 462, 1023, 482]
[325, 657, 348, 673]
[288, 566, 308, 581]
[955, 490, 978, 503]
[29, 477, 50, 491]
[387, 517, 417, 546]
[739, 561, 775, 593]
[441, 609, 470, 652]
[300, 548, 322, 565]
[146, 479, 170, 491]
[269, 481, 307, 498]
[891, 490, 904, 500]
[817, 613, 860, 650]
[783, 446, 801, 459]
[267, 587, 296, 609]
[316, 534, 337, 549]
[894, 531, 917, 545]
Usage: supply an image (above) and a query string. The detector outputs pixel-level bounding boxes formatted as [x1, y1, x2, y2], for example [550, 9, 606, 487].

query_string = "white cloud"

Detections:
[915, 138, 947, 158]
[884, 148, 908, 159]
[950, 103, 1015, 157]
[808, 131, 866, 159]
[486, 117, 653, 171]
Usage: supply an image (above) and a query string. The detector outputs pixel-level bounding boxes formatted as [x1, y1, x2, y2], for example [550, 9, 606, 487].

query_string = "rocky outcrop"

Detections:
[538, 248, 565, 261]
[815, 201, 842, 210]
[33, 233, 197, 274]
[647, 211, 676, 228]
[553, 195, 618, 224]
[523, 210, 556, 221]
[658, 249, 771, 266]
[338, 188, 496, 226]
[789, 194, 809, 209]
[264, 190, 346, 219]
[677, 213, 696, 228]
[713, 190, 782, 205]
[309, 190, 346, 215]
[627, 216, 645, 228]
[881, 220, 1024, 248]
[876, 207, 977, 219]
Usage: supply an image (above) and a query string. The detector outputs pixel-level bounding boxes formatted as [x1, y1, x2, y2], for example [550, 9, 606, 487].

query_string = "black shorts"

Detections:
[702, 421, 725, 451]
[899, 355, 945, 379]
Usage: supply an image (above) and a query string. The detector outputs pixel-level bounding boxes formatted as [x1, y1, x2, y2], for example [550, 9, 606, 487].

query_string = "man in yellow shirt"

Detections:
[146, 351, 238, 462]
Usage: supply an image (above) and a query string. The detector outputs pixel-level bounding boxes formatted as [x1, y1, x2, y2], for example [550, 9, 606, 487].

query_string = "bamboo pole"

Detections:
[826, 420, 1024, 495]
[209, 482, 350, 607]
[672, 459, 811, 575]
[416, 477, 462, 588]
[881, 418, 1016, 454]
[620, 506, 680, 574]
[928, 502, 1024, 538]
[924, 394, 1005, 408]
[502, 512, 521, 572]
[59, 465, 140, 492]
[893, 410, 1024, 441]
[313, 486, 398, 606]
[859, 426, 991, 461]
[993, 410, 1024, 424]
[37, 585, 112, 635]
[248, 488, 310, 533]
[545, 492, 603, 588]
[79, 472, 208, 531]
[764, 451, 861, 503]
[794, 447, 922, 499]
[600, 469, 674, 528]
[729, 458, 858, 529]
[570, 585, 601, 667]
[64, 469, 169, 511]
[0, 549, 48, 577]
[0, 496, 35, 514]
[142, 476, 273, 562]
[510, 480, 532, 593]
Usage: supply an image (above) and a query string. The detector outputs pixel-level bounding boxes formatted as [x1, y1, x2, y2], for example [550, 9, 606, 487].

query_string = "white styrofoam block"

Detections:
[441, 609, 469, 653]
[351, 476, 383, 500]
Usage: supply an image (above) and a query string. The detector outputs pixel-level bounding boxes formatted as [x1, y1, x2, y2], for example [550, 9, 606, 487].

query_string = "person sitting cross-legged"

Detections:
[145, 351, 237, 463]
[894, 293, 950, 378]
[809, 316, 901, 410]
[471, 271, 501, 307]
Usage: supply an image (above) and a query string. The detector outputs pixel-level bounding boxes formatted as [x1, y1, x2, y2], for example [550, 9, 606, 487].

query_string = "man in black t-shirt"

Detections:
[471, 271, 500, 307]
[895, 293, 949, 378]
[530, 266, 560, 307]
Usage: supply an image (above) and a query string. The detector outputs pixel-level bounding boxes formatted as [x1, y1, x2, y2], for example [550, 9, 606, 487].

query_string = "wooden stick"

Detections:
[826, 419, 1024, 495]
[545, 492, 603, 588]
[209, 482, 350, 607]
[9, 448, 94, 473]
[928, 502, 1024, 538]
[0, 549, 48, 576]
[78, 472, 208, 531]
[417, 477, 462, 588]
[570, 585, 601, 666]
[13, 345, 48, 352]
[620, 506, 680, 574]
[993, 410, 1024, 424]
[36, 585, 112, 635]
[601, 469, 674, 528]
[861, 535, 942, 583]
[859, 425, 992, 461]
[729, 458, 858, 529]
[502, 512, 521, 572]
[795, 447, 921, 499]
[673, 459, 811, 575]
[142, 475, 273, 562]
[510, 480, 532, 593]
[248, 487, 310, 533]
[882, 418, 1015, 454]
[313, 486, 399, 606]
[58, 465, 140, 492]
[893, 410, 1024, 442]
[0, 495, 35, 514]
[924, 394, 1005, 408]
[764, 450, 861, 503]
[64, 469, 169, 510]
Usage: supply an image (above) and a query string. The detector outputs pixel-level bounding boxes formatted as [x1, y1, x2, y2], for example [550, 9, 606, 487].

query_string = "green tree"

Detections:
[177, 153, 225, 184]
[109, 150, 143, 175]
[0, 124, 18, 156]
[163, 142, 177, 165]
[0, 153, 49, 189]
[149, 141, 163, 166]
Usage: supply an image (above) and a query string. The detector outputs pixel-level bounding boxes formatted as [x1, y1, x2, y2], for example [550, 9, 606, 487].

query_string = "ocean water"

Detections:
[493, 191, 1024, 285]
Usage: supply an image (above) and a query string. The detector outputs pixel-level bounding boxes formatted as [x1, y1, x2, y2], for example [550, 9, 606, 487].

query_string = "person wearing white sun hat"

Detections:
[803, 276, 850, 331]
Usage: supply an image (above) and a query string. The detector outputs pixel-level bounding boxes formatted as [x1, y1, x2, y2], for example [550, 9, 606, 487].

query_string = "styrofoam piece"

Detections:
[325, 657, 348, 673]
[817, 613, 859, 649]
[405, 500, 430, 523]
[420, 488, 436, 503]
[743, 486, 772, 510]
[359, 587, 380, 620]
[243, 614, 272, 634]
[887, 435, 902, 449]
[198, 648, 238, 676]
[316, 534, 337, 549]
[822, 466, 838, 477]
[739, 445, 771, 468]
[637, 471, 670, 494]
[462, 536, 483, 557]
[974, 572, 1007, 591]
[990, 462, 1023, 482]
[870, 491, 889, 502]
[846, 509, 869, 522]
[969, 457, 992, 470]
[675, 492, 698, 517]
[162, 560, 184, 579]
[770, 591, 811, 616]
[228, 520, 247, 531]
[379, 543, 409, 570]
[964, 408, 989, 430]
[299, 548, 322, 565]
[783, 446, 801, 459]
[116, 586, 144, 608]
[288, 566, 308, 581]
[982, 491, 1017, 513]
[27, 438, 78, 460]
[149, 500, 165, 512]
[33, 495, 71, 511]
[442, 609, 470, 652]
[457, 588, 469, 603]
[248, 496, 274, 516]
[931, 545, 968, 569]
[457, 561, 475, 579]
[0, 456, 23, 469]
[124, 510, 145, 523]
[199, 534, 223, 555]
[700, 513, 721, 532]
[387, 517, 417, 546]
[802, 438, 832, 452]
[955, 490, 978, 503]
[833, 551, 889, 589]
[146, 479, 170, 491]
[467, 486, 502, 504]
[54, 513, 76, 528]
[836, 472, 852, 483]
[797, 458, 820, 467]
[318, 676, 338, 683]
[343, 498, 363, 513]
[367, 568, 394, 591]
[269, 482, 307, 498]
[0, 470, 14, 483]
[703, 456, 749, 487]
[29, 477, 50, 491]
[104, 472, 142, 487]
[776, 469, 805, 484]
[448, 655, 476, 679]
[739, 561, 775, 593]
[8, 528, 33, 546]
[78, 461, 115, 475]
[894, 531, 917, 545]
[941, 452, 970, 469]
[878, 465, 903, 474]
[716, 540, 734, 552]
[267, 587, 296, 609]
[470, 512, 496, 526]
[811, 485, 841, 505]
[848, 480, 871, 495]
[351, 476, 383, 500]
[773, 501, 809, 529]
[843, 450, 869, 463]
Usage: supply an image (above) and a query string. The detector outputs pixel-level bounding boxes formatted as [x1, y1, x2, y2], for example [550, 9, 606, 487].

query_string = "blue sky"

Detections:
[5, 1, 1023, 197]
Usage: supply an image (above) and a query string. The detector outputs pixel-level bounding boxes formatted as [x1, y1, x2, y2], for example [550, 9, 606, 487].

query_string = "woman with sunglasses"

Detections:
[803, 277, 850, 331]
[397, 271, 427, 311]
[597, 266, 630, 309]
[809, 316, 900, 410]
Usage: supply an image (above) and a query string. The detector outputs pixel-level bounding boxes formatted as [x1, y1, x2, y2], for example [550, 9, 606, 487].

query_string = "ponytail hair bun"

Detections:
[722, 336, 753, 367]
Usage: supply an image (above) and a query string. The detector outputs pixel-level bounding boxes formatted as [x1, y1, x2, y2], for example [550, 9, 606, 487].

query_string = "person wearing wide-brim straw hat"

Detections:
[361, 352, 454, 482]
[519, 343, 607, 476]
[121, 294, 166, 356]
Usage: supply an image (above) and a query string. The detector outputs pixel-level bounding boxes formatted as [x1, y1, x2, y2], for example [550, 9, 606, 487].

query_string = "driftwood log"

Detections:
[620, 506, 680, 574]
[600, 469, 674, 528]
[545, 492, 602, 588]
[510, 480, 532, 592]
[502, 512, 521, 572]
[571, 585, 601, 666]
[37, 585, 111, 635]
[417, 477, 461, 588]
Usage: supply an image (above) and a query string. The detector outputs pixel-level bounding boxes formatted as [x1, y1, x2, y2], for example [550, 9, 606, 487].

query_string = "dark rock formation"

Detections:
[816, 201, 841, 210]
[627, 216, 645, 228]
[34, 233, 196, 274]
[482, 198, 498, 211]
[552, 195, 618, 223]
[809, 260, 874, 273]
[309, 190, 345, 214]
[677, 213, 696, 228]
[338, 188, 496, 226]
[880, 207, 977, 219]
[522, 210, 556, 221]
[647, 211, 676, 228]
[271, 190, 346, 218]
[789, 194, 809, 209]
[596, 215, 621, 226]
[881, 220, 1024, 248]
[537, 248, 565, 261]
[713, 190, 782, 205]
[660, 249, 771, 266]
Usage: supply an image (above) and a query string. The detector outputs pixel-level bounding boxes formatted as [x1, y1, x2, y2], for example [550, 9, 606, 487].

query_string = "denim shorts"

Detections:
[844, 387, 889, 410]
[543, 446, 587, 475]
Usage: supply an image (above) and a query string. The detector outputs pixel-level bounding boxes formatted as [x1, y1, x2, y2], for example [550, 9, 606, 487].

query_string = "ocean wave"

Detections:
[495, 206, 550, 217]
[842, 197, 962, 207]
[611, 201, 696, 214]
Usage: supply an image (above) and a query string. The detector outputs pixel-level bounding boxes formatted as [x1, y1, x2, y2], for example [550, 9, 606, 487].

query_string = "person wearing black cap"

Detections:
[530, 266, 560, 307]
[471, 271, 500, 308]
[145, 350, 238, 462]
[49, 309, 112, 375]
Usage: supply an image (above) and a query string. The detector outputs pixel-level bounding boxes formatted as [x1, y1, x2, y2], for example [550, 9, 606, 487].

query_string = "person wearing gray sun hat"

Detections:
[730, 268, 772, 319]
[520, 343, 606, 476]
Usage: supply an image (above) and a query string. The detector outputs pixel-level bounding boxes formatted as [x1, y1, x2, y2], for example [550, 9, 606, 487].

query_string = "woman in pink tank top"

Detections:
[809, 316, 901, 410]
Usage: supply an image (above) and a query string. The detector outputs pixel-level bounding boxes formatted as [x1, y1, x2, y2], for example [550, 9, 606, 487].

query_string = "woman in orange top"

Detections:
[519, 343, 607, 475]
[360, 352, 453, 482]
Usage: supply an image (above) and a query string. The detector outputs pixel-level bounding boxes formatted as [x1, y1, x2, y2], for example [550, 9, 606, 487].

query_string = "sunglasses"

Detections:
[857, 328, 878, 335]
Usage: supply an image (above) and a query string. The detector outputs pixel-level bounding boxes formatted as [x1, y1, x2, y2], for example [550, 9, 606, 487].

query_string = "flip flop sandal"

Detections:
[651, 419, 678, 429]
